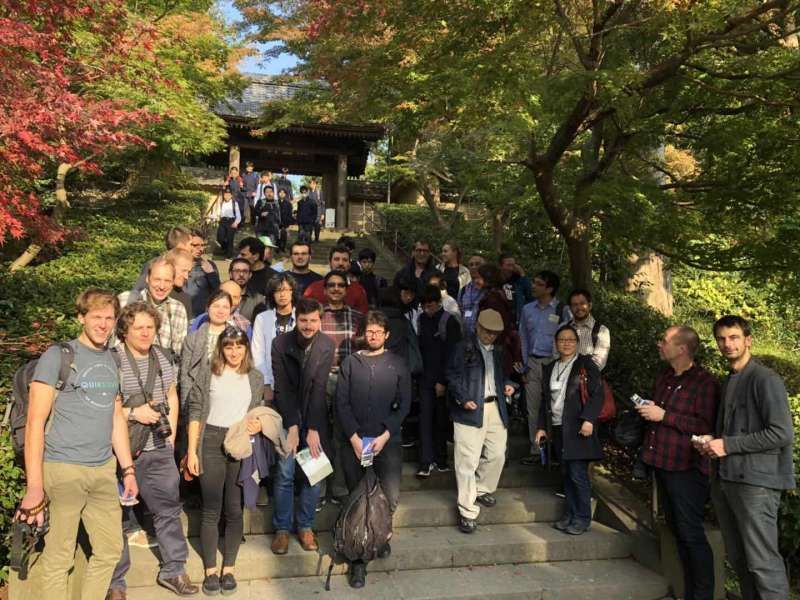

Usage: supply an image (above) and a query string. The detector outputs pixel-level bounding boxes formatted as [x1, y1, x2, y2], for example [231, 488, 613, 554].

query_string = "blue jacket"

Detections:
[449, 334, 510, 429]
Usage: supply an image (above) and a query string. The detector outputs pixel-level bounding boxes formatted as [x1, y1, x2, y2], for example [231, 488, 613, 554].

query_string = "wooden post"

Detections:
[229, 145, 240, 173]
[337, 154, 348, 230]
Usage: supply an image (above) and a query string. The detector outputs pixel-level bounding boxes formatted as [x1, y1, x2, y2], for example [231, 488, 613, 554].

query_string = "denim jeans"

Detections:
[656, 468, 715, 600]
[563, 459, 592, 528]
[110, 445, 188, 589]
[418, 382, 449, 468]
[198, 425, 243, 569]
[272, 441, 322, 532]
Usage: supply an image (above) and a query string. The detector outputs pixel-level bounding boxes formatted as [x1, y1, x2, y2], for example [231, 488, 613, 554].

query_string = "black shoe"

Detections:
[520, 454, 541, 466]
[202, 574, 220, 596]
[219, 573, 236, 596]
[476, 493, 496, 508]
[316, 498, 327, 512]
[401, 439, 417, 448]
[348, 561, 367, 589]
[554, 490, 566, 499]
[458, 516, 477, 534]
[552, 516, 571, 531]
[416, 464, 433, 478]
[434, 462, 451, 473]
[565, 523, 590, 535]
[377, 543, 391, 559]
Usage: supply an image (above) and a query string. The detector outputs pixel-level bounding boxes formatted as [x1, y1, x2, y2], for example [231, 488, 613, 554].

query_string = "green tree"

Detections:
[242, 0, 800, 289]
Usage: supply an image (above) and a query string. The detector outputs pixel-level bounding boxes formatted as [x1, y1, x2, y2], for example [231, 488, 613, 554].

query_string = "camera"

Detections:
[150, 401, 172, 443]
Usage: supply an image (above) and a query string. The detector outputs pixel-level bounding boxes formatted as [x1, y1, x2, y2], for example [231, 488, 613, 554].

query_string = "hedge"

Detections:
[0, 190, 205, 581]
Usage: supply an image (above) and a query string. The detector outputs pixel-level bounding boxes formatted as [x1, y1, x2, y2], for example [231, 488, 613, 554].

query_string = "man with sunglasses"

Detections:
[392, 239, 438, 297]
[303, 244, 369, 314]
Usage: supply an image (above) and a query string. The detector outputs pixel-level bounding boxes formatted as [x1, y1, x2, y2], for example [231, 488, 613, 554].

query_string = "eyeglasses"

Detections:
[365, 330, 386, 337]
[325, 282, 347, 289]
[557, 338, 578, 344]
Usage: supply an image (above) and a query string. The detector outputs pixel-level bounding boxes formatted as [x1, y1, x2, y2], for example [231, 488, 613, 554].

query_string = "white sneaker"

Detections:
[127, 529, 157, 548]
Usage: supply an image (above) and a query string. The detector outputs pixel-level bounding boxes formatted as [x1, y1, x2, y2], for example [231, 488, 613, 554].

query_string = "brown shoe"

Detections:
[157, 573, 199, 596]
[271, 530, 290, 555]
[297, 528, 318, 552]
[105, 590, 127, 600]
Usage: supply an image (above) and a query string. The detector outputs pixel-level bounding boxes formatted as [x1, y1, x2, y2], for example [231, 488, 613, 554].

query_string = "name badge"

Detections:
[464, 310, 473, 318]
[551, 379, 563, 391]
[548, 313, 560, 323]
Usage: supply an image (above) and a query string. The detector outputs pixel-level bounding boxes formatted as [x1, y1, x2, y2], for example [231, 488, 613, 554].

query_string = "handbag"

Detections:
[578, 367, 616, 423]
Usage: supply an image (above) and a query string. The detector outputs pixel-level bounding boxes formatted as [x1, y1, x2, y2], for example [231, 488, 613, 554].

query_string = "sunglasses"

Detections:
[326, 282, 347, 289]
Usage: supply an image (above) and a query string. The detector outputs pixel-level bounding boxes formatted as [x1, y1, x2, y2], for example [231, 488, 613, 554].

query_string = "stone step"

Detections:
[125, 522, 633, 586]
[180, 487, 565, 536]
[126, 558, 669, 599]
[397, 461, 560, 492]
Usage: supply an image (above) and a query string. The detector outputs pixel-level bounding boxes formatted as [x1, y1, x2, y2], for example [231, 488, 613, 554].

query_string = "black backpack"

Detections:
[5, 342, 74, 457]
[326, 468, 393, 590]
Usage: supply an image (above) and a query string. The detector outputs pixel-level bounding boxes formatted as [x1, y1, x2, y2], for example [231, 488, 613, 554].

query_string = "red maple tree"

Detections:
[0, 0, 158, 250]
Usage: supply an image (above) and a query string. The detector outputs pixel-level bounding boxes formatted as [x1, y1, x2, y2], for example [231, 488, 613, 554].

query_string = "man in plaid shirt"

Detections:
[319, 269, 364, 504]
[639, 325, 719, 600]
[321, 270, 364, 368]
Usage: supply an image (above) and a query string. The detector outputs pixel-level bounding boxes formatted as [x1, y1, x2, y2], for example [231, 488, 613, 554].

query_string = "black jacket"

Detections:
[272, 330, 335, 455]
[539, 354, 604, 461]
[418, 308, 462, 386]
[336, 351, 411, 440]
[716, 359, 795, 490]
[393, 258, 437, 296]
[296, 197, 317, 226]
[279, 199, 294, 226]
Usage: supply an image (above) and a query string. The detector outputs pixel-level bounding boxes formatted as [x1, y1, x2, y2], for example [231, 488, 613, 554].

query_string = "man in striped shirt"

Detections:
[567, 289, 610, 371]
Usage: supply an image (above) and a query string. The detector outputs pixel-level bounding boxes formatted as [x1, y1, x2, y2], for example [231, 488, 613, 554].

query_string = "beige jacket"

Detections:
[224, 406, 289, 459]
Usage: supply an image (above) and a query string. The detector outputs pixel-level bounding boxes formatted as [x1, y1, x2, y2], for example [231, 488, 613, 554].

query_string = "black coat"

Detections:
[296, 197, 317, 226]
[272, 330, 335, 456]
[393, 258, 437, 297]
[336, 351, 412, 440]
[539, 354, 604, 461]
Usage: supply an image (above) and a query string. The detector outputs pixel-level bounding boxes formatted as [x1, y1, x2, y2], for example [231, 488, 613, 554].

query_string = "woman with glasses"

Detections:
[535, 324, 604, 536]
[186, 326, 265, 595]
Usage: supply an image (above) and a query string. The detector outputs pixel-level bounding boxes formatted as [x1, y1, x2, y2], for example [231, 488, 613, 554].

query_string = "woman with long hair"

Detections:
[186, 326, 264, 595]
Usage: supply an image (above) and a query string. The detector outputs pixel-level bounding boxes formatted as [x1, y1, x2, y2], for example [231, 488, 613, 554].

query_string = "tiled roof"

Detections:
[215, 73, 302, 119]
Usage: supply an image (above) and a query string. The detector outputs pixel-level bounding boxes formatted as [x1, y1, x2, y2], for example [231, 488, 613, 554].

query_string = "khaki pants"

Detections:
[453, 402, 507, 520]
[23, 459, 123, 600]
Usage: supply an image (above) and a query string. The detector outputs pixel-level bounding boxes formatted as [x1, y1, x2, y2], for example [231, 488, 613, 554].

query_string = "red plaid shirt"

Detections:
[321, 305, 364, 368]
[641, 364, 720, 474]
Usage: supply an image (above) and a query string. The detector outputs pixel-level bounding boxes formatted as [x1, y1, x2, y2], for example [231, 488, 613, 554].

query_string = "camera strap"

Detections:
[124, 344, 161, 401]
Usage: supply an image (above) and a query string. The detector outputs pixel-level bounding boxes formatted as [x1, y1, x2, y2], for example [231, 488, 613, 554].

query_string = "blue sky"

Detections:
[217, 0, 299, 75]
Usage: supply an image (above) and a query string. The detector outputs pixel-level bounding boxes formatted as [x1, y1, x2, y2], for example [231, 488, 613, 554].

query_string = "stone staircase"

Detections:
[124, 435, 668, 599]
[214, 225, 400, 283]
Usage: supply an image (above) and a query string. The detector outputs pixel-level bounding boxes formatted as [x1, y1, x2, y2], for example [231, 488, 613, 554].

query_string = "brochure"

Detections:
[361, 437, 375, 467]
[295, 448, 334, 486]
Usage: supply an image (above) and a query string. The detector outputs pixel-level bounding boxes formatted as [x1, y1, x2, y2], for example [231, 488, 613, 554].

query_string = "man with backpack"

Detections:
[450, 309, 515, 534]
[567, 289, 611, 371]
[416, 285, 462, 478]
[14, 288, 137, 599]
[335, 310, 411, 588]
[106, 302, 199, 599]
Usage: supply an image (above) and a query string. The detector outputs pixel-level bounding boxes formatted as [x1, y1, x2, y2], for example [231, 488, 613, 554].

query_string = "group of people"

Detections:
[14, 223, 795, 600]
[214, 164, 325, 258]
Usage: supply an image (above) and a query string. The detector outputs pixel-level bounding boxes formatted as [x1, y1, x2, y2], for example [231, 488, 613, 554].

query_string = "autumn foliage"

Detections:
[0, 0, 158, 245]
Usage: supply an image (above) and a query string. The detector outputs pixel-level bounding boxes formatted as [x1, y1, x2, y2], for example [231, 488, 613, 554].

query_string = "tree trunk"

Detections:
[420, 182, 447, 229]
[491, 207, 510, 254]
[565, 234, 592, 290]
[9, 162, 72, 272]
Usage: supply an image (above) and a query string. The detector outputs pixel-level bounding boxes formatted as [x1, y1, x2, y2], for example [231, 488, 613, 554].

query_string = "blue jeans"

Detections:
[272, 450, 322, 532]
[563, 459, 592, 528]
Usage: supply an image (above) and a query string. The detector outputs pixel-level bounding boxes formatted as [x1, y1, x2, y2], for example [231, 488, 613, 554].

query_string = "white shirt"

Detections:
[207, 369, 251, 427]
[217, 198, 241, 226]
[571, 315, 611, 371]
[478, 342, 497, 399]
[550, 356, 577, 426]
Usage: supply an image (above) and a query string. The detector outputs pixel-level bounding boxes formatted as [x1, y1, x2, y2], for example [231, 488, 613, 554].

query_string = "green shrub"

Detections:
[0, 190, 205, 581]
